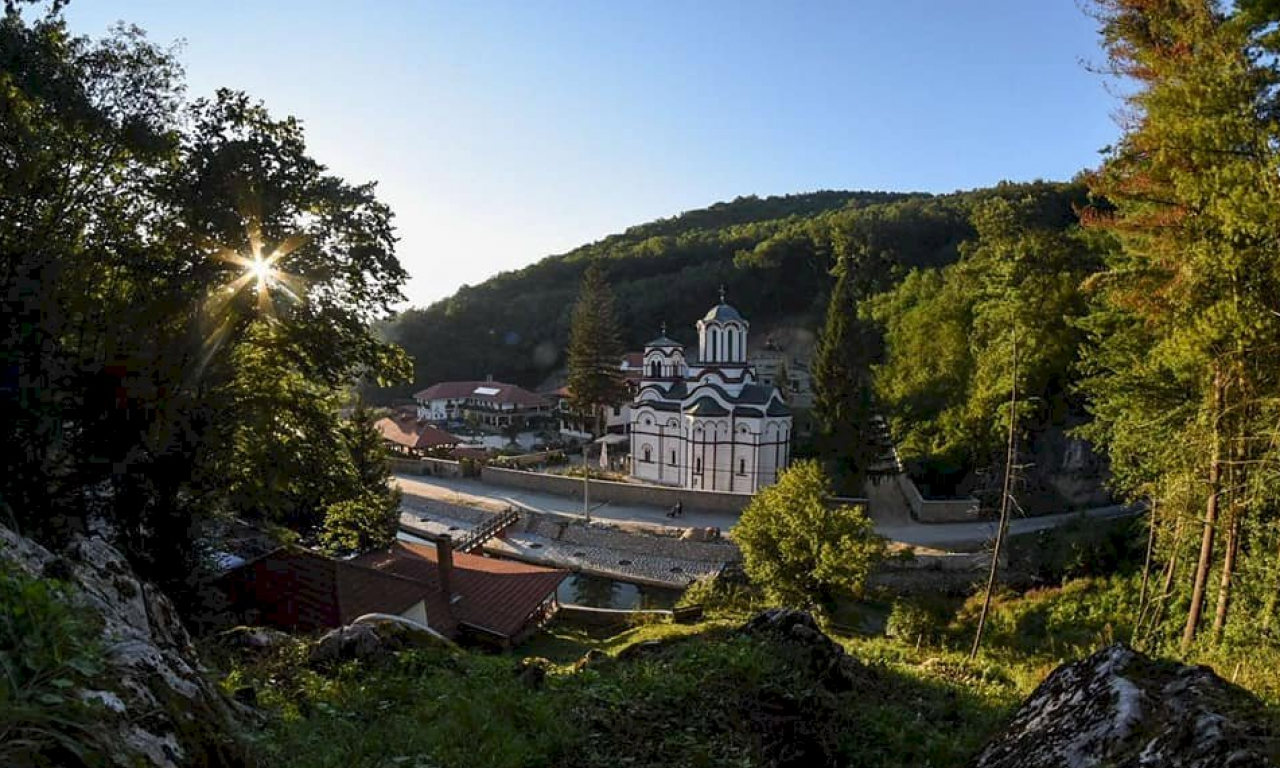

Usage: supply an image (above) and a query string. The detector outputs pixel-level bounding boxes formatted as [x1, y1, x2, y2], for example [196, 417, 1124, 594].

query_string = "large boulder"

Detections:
[307, 615, 452, 666]
[972, 643, 1275, 768]
[738, 608, 867, 693]
[0, 525, 246, 768]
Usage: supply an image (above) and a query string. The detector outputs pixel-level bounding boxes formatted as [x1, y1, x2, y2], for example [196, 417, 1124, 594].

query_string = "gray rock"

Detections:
[971, 643, 1274, 768]
[308, 623, 388, 665]
[0, 525, 245, 768]
[514, 657, 551, 689]
[307, 618, 451, 666]
[219, 625, 292, 654]
[738, 609, 867, 693]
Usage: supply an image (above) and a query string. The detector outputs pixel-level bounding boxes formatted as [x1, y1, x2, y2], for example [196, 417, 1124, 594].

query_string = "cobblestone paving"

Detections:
[399, 492, 735, 588]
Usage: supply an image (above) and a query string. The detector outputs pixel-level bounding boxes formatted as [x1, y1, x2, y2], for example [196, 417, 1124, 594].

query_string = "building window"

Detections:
[738, 458, 746, 476]
[613, 405, 621, 416]
[695, 457, 702, 475]
[650, 360, 661, 377]
[728, 329, 736, 361]
[642, 446, 652, 463]
[670, 451, 677, 466]
[709, 328, 719, 361]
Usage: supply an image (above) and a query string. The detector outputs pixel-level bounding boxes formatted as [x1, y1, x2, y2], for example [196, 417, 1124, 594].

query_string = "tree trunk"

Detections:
[1182, 367, 1224, 654]
[1134, 498, 1157, 643]
[1211, 504, 1239, 644]
[970, 337, 1017, 661]
[1261, 536, 1280, 633]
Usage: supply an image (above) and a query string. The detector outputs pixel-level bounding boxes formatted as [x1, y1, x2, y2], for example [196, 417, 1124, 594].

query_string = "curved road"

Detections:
[393, 473, 1141, 553]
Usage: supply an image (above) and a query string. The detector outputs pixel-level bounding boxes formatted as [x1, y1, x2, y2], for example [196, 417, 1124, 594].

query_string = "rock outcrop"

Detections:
[972, 643, 1275, 768]
[306, 615, 453, 666]
[0, 525, 246, 768]
[738, 608, 866, 692]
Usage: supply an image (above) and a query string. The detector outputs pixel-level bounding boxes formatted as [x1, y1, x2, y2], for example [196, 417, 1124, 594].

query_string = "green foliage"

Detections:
[951, 577, 1137, 659]
[0, 565, 104, 768]
[565, 263, 628, 436]
[0, 6, 409, 590]
[735, 460, 885, 610]
[232, 617, 1016, 768]
[811, 261, 880, 494]
[1080, 0, 1280, 650]
[378, 184, 1074, 398]
[886, 595, 957, 648]
[318, 494, 398, 558]
[867, 184, 1099, 494]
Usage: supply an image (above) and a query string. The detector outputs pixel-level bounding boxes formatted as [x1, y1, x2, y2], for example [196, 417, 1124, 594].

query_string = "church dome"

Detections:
[701, 302, 744, 323]
[645, 334, 683, 348]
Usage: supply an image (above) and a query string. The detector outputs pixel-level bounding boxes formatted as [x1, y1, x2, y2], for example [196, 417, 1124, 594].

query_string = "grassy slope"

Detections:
[224, 574, 1280, 768]
[229, 618, 1024, 768]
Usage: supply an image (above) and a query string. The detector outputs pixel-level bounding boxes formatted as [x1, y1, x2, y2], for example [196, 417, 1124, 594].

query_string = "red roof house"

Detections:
[217, 548, 432, 633]
[355, 540, 568, 646]
[218, 540, 568, 647]
[375, 415, 460, 454]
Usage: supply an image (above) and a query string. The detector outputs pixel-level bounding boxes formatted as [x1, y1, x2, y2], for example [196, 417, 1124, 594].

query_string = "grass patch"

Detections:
[230, 614, 1020, 768]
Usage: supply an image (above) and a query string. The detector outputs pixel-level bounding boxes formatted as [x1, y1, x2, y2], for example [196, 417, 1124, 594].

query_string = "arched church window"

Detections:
[728, 329, 736, 361]
[649, 360, 661, 378]
[670, 451, 677, 466]
[709, 328, 719, 361]
[738, 458, 746, 475]
[695, 457, 702, 475]
[643, 446, 652, 463]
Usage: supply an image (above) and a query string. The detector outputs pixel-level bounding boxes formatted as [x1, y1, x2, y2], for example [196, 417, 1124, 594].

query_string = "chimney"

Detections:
[435, 535, 454, 598]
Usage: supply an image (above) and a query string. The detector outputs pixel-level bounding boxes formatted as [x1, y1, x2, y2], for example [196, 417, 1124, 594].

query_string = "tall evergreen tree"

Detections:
[566, 262, 628, 437]
[811, 261, 879, 494]
[1082, 0, 1280, 651]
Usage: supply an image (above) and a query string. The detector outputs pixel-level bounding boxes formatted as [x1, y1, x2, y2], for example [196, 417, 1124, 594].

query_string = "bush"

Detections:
[0, 566, 104, 767]
[735, 461, 885, 611]
[677, 569, 767, 618]
[886, 596, 955, 647]
[319, 492, 400, 557]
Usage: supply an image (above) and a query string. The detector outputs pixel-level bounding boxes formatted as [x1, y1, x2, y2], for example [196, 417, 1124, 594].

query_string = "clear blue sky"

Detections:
[64, 1, 1118, 308]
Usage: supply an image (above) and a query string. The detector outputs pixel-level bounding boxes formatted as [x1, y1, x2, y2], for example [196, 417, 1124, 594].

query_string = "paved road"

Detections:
[395, 474, 742, 531]
[393, 473, 1142, 553]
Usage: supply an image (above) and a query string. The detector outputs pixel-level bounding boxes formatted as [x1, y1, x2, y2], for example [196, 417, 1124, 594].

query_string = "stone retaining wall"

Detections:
[390, 456, 463, 478]
[897, 473, 979, 523]
[481, 466, 755, 514]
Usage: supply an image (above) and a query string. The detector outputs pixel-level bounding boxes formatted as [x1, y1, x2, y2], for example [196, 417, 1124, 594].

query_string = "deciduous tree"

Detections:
[735, 460, 884, 611]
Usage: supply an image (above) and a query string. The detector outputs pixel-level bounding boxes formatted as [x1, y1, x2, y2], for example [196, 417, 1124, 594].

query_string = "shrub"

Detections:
[319, 491, 400, 557]
[735, 461, 885, 612]
[886, 596, 955, 647]
[0, 565, 104, 767]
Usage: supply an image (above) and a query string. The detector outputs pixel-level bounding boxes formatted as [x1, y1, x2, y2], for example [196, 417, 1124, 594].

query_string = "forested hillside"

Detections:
[379, 181, 1081, 398]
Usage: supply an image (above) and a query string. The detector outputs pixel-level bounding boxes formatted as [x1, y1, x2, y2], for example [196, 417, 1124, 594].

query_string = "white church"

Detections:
[628, 293, 792, 493]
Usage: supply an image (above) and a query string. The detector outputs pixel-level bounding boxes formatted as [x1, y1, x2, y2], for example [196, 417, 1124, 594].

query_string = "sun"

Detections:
[207, 219, 308, 317]
[248, 255, 276, 290]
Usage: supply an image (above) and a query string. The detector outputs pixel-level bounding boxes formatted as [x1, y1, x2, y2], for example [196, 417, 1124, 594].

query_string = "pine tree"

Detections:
[1082, 0, 1280, 651]
[811, 261, 879, 495]
[566, 262, 628, 437]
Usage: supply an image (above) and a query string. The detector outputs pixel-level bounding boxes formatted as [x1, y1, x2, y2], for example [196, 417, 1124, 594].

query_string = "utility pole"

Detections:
[970, 335, 1018, 661]
[583, 405, 594, 523]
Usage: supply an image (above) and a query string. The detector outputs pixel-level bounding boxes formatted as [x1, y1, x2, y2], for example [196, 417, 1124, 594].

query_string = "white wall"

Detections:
[400, 600, 429, 628]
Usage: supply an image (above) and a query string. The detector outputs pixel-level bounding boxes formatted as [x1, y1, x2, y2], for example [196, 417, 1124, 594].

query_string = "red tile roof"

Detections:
[354, 541, 568, 639]
[413, 381, 550, 408]
[375, 416, 460, 450]
[219, 549, 430, 633]
[622, 352, 644, 369]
